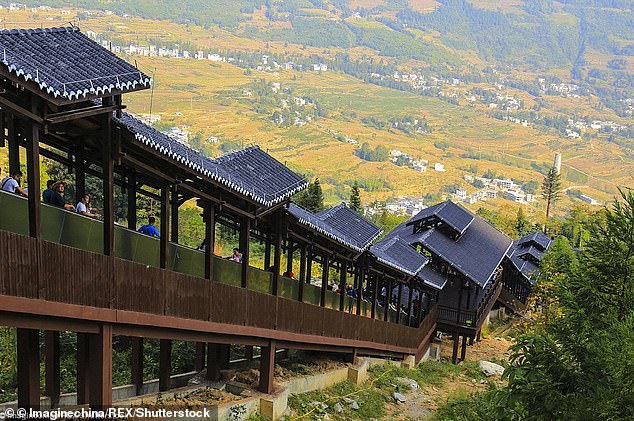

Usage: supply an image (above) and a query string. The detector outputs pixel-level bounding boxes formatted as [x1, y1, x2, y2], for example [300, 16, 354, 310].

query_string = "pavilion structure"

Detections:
[0, 26, 549, 410]
[500, 231, 553, 312]
[0, 26, 440, 410]
[379, 200, 513, 363]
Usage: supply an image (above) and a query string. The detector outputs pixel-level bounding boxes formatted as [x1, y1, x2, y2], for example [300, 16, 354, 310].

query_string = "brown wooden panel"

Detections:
[113, 259, 165, 315]
[372, 320, 388, 345]
[340, 312, 359, 341]
[357, 317, 375, 343]
[164, 272, 210, 321]
[275, 298, 304, 334]
[300, 303, 324, 336]
[0, 231, 39, 298]
[210, 282, 246, 326]
[39, 241, 112, 308]
[321, 308, 343, 339]
[245, 289, 276, 330]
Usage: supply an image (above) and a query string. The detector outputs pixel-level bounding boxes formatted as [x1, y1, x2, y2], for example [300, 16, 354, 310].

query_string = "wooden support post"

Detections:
[347, 348, 358, 365]
[88, 324, 113, 409]
[384, 278, 392, 322]
[476, 329, 481, 342]
[131, 337, 144, 395]
[75, 142, 85, 205]
[320, 254, 330, 307]
[17, 328, 39, 410]
[460, 335, 468, 362]
[356, 264, 365, 316]
[127, 171, 137, 230]
[6, 113, 20, 174]
[396, 283, 403, 324]
[286, 240, 294, 274]
[220, 344, 231, 368]
[406, 285, 414, 327]
[240, 216, 250, 288]
[171, 185, 179, 243]
[194, 343, 206, 372]
[272, 211, 282, 296]
[306, 247, 313, 284]
[206, 344, 221, 381]
[264, 236, 271, 270]
[451, 335, 460, 364]
[204, 204, 216, 280]
[468, 336, 474, 346]
[159, 339, 171, 392]
[298, 244, 307, 302]
[258, 341, 276, 394]
[244, 345, 254, 361]
[102, 98, 114, 255]
[339, 260, 347, 312]
[45, 331, 60, 408]
[371, 274, 378, 319]
[26, 114, 41, 239]
[76, 333, 90, 404]
[160, 184, 170, 269]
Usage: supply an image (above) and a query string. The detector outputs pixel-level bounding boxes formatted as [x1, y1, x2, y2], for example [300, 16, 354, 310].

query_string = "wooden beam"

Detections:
[272, 211, 282, 296]
[339, 261, 347, 312]
[240, 216, 250, 288]
[0, 94, 44, 124]
[206, 344, 221, 381]
[130, 337, 144, 396]
[371, 274, 378, 319]
[406, 285, 415, 327]
[159, 339, 171, 392]
[76, 333, 90, 405]
[384, 278, 392, 322]
[258, 341, 276, 394]
[171, 185, 179, 244]
[160, 183, 170, 269]
[286, 240, 294, 274]
[46, 104, 122, 124]
[6, 112, 20, 174]
[320, 254, 330, 307]
[356, 261, 365, 316]
[102, 100, 114, 256]
[460, 335, 468, 362]
[127, 171, 137, 230]
[204, 204, 216, 280]
[45, 331, 61, 408]
[298, 244, 307, 302]
[194, 342, 206, 372]
[88, 324, 113, 409]
[451, 335, 460, 364]
[396, 283, 403, 324]
[26, 113, 41, 239]
[74, 141, 85, 205]
[17, 328, 40, 410]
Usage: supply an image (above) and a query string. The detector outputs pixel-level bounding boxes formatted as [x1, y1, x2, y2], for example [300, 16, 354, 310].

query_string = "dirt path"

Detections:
[385, 322, 514, 420]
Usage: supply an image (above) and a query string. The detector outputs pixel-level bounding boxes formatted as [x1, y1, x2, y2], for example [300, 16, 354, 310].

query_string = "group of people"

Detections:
[1, 168, 100, 218]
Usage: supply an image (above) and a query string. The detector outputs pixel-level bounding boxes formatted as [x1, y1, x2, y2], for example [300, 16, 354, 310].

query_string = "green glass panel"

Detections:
[278, 276, 299, 300]
[303, 283, 321, 306]
[0, 191, 29, 235]
[248, 267, 272, 294]
[214, 257, 241, 286]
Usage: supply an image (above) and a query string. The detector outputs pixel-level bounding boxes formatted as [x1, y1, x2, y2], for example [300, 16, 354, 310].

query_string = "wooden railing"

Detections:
[0, 230, 432, 353]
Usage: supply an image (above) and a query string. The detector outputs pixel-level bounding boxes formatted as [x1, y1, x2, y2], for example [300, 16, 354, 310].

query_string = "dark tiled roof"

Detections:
[418, 265, 448, 290]
[116, 113, 307, 206]
[316, 204, 383, 250]
[370, 236, 428, 276]
[287, 203, 381, 252]
[0, 27, 150, 101]
[517, 231, 552, 251]
[507, 231, 552, 284]
[406, 200, 474, 236]
[386, 203, 513, 289]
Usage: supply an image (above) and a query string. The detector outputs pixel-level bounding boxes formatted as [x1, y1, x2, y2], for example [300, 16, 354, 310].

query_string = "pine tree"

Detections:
[349, 181, 361, 213]
[542, 166, 562, 230]
[515, 206, 532, 236]
[307, 178, 324, 213]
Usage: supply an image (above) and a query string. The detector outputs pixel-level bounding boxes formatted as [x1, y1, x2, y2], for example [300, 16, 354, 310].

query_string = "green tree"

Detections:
[349, 181, 361, 213]
[308, 178, 325, 213]
[497, 189, 634, 419]
[541, 166, 562, 230]
[514, 206, 532, 236]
